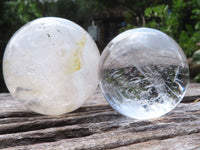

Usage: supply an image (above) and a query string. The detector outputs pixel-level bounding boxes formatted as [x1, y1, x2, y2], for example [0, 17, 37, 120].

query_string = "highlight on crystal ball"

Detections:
[3, 17, 100, 115]
[99, 27, 189, 120]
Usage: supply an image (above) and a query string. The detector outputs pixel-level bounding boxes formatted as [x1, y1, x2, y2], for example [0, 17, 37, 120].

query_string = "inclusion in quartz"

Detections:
[3, 17, 100, 115]
[99, 27, 189, 120]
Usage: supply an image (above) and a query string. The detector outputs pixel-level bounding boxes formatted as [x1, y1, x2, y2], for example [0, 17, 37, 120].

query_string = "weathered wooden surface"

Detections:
[0, 83, 200, 150]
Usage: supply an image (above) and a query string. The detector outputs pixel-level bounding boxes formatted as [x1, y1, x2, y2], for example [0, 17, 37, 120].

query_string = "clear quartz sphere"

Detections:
[99, 27, 189, 120]
[3, 17, 100, 115]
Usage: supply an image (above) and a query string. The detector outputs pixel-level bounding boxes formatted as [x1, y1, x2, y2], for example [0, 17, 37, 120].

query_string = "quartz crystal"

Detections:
[99, 28, 189, 120]
[3, 17, 100, 115]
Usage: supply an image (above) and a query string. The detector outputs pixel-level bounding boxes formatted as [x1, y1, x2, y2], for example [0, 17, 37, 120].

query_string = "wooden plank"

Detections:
[182, 83, 200, 103]
[114, 133, 200, 150]
[0, 83, 199, 149]
[0, 83, 199, 114]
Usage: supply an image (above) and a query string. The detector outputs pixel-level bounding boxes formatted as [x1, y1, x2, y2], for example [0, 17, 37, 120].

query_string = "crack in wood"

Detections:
[0, 113, 123, 134]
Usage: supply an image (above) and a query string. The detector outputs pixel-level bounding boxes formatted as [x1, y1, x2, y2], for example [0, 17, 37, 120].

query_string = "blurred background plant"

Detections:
[0, 0, 200, 91]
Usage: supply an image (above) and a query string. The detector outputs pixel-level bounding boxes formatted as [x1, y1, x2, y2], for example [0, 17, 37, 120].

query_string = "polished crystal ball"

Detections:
[3, 17, 100, 115]
[99, 27, 189, 120]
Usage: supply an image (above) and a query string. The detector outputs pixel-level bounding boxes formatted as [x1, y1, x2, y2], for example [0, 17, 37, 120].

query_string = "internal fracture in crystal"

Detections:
[99, 27, 189, 120]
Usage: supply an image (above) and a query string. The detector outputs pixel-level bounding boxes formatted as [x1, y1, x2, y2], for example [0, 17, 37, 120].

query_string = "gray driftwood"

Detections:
[0, 83, 200, 150]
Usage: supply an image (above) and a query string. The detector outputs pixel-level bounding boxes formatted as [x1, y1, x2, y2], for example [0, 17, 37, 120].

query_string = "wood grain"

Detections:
[0, 83, 200, 150]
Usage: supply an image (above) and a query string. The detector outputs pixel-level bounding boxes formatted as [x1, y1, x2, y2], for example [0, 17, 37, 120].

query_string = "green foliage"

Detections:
[119, 24, 135, 32]
[194, 74, 200, 83]
[192, 49, 200, 64]
[1, 0, 200, 58]
[143, 0, 200, 57]
[4, 0, 42, 27]
[0, 0, 43, 59]
[0, 0, 98, 49]
[145, 4, 174, 34]
[145, 4, 169, 19]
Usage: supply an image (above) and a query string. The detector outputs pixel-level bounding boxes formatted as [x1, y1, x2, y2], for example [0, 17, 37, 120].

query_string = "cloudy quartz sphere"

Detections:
[3, 17, 100, 115]
[99, 28, 189, 120]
